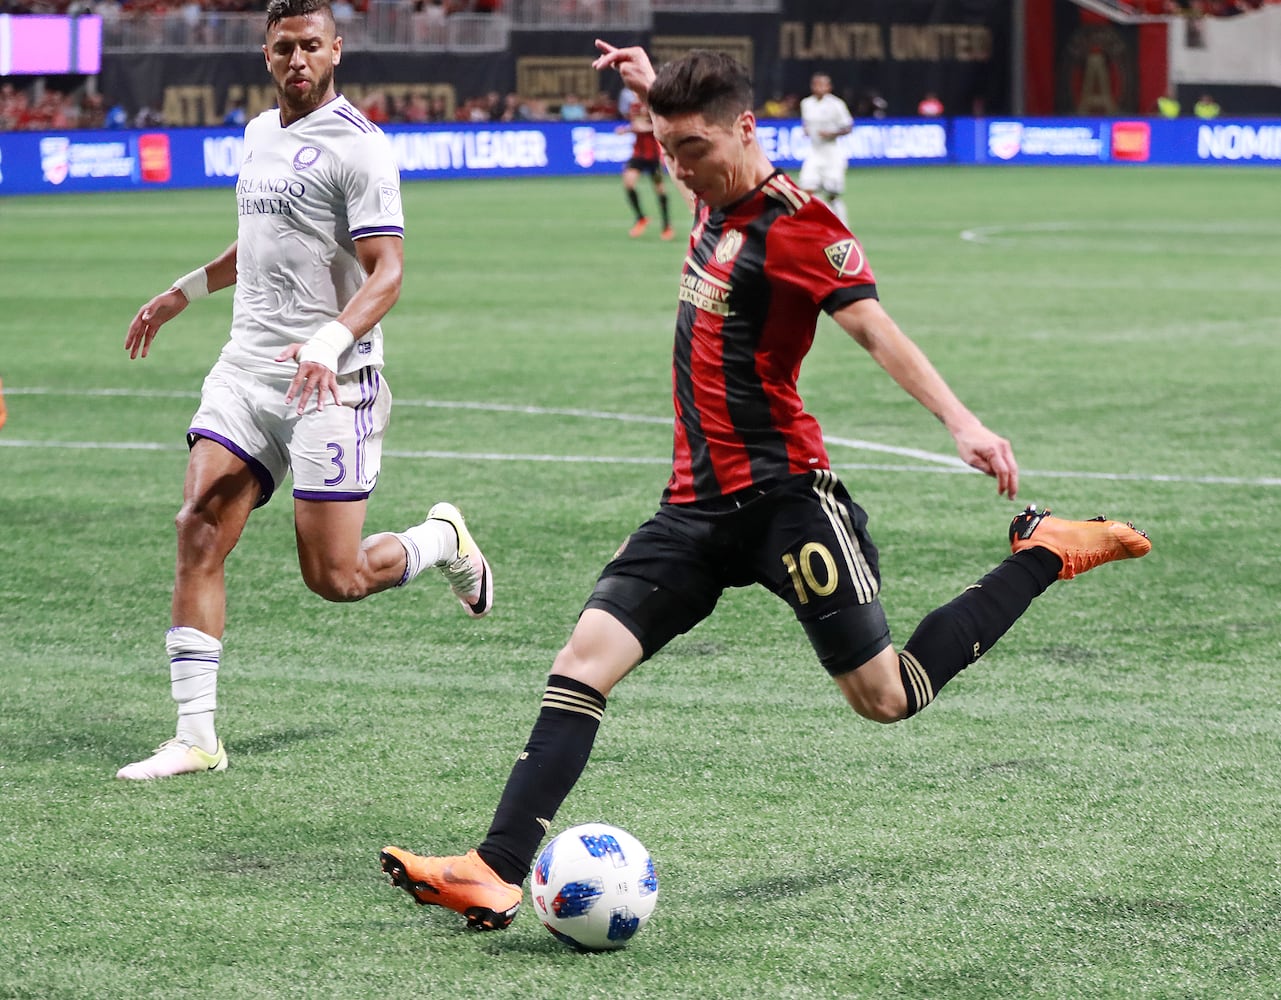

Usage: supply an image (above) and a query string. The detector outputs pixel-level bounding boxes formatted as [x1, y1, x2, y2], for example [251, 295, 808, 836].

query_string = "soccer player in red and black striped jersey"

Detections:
[380, 43, 1151, 932]
[618, 100, 674, 239]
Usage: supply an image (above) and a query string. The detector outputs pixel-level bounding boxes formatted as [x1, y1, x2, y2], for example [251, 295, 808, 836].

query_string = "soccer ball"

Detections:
[531, 822, 659, 951]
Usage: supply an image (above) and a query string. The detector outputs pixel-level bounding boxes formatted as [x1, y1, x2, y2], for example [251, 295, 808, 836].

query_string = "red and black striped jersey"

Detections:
[662, 170, 878, 505]
[632, 130, 660, 161]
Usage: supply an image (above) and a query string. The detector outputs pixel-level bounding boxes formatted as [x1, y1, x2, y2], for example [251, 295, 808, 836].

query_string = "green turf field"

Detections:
[1, 166, 1278, 999]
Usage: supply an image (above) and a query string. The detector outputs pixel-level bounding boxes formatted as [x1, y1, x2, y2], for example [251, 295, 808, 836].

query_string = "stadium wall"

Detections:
[1168, 5, 1281, 115]
[2, 115, 1278, 197]
[91, 0, 1010, 127]
[1023, 0, 1170, 116]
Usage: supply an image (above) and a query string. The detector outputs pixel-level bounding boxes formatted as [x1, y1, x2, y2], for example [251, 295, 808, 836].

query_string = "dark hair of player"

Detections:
[647, 50, 754, 127]
[266, 0, 335, 30]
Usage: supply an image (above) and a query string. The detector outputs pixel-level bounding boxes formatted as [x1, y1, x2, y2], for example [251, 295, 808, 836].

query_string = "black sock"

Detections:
[477, 674, 607, 885]
[626, 188, 643, 221]
[898, 548, 1060, 717]
[658, 191, 670, 227]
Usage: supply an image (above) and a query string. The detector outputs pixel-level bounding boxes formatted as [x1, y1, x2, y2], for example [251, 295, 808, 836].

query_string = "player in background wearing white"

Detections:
[798, 72, 853, 226]
[117, 0, 493, 781]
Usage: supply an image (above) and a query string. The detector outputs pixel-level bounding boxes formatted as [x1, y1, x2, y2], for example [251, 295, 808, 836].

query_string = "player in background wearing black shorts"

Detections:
[618, 99, 674, 240]
[380, 42, 1152, 930]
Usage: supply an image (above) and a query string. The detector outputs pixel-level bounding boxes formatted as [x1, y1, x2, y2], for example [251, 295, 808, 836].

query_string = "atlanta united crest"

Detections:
[714, 229, 744, 264]
[824, 238, 865, 277]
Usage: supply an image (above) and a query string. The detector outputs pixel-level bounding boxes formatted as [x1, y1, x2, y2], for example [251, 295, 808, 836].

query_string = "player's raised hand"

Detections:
[592, 39, 657, 97]
[125, 288, 188, 359]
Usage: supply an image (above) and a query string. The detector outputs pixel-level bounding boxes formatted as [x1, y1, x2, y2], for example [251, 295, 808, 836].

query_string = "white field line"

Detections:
[3, 387, 1278, 488]
[959, 220, 1277, 248]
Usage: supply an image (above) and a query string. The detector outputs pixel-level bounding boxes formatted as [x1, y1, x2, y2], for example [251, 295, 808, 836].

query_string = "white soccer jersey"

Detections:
[220, 95, 404, 378]
[800, 93, 853, 155]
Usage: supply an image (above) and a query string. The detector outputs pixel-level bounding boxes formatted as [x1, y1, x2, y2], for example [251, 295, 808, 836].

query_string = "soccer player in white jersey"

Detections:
[117, 0, 493, 780]
[798, 72, 853, 226]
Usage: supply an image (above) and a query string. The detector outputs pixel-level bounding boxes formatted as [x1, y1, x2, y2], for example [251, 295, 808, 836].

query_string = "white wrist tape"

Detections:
[171, 267, 210, 302]
[297, 319, 355, 373]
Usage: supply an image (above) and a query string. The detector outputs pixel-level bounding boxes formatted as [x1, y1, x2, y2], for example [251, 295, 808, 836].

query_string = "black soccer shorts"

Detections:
[583, 469, 892, 676]
[626, 156, 662, 176]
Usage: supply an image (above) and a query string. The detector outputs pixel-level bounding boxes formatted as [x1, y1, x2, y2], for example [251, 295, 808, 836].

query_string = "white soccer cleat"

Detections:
[116, 738, 228, 780]
[427, 501, 494, 618]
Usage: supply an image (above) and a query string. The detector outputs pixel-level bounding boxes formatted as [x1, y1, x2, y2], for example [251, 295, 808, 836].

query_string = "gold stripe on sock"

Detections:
[542, 687, 605, 722]
[899, 650, 935, 710]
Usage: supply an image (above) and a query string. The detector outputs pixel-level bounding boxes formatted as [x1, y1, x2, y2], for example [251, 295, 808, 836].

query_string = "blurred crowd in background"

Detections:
[2, 0, 1278, 17]
[0, 1, 500, 13]
[1135, 0, 1275, 13]
[2, 0, 1278, 130]
[3, 0, 1277, 21]
[0, 82, 790, 131]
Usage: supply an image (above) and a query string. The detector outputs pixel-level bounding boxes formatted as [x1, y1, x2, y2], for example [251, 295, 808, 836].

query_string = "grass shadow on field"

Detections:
[0, 723, 339, 767]
[226, 725, 339, 757]
[704, 865, 871, 902]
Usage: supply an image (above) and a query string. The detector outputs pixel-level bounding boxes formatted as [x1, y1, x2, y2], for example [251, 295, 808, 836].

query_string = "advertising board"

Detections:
[1, 116, 1275, 197]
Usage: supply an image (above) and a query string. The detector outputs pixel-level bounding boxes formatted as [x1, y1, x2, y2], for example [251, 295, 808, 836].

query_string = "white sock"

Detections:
[167, 626, 221, 753]
[392, 519, 457, 586]
[829, 196, 848, 226]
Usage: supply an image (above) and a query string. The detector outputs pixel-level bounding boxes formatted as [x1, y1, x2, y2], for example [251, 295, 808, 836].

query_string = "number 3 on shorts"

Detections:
[324, 442, 347, 486]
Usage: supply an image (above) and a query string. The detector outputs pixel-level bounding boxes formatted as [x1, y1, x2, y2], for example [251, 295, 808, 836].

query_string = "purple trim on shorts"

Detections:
[353, 367, 380, 487]
[293, 488, 372, 502]
[292, 367, 382, 504]
[188, 428, 276, 508]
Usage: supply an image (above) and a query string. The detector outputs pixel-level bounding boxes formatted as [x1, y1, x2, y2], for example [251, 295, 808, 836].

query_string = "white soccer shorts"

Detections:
[188, 359, 392, 505]
[799, 148, 848, 196]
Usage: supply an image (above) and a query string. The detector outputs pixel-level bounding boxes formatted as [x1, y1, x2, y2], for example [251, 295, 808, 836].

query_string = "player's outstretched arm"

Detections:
[834, 297, 1019, 500]
[124, 241, 238, 359]
[592, 39, 657, 100]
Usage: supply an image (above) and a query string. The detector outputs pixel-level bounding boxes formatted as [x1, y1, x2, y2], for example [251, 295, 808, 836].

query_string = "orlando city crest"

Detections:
[293, 145, 322, 171]
[823, 238, 864, 277]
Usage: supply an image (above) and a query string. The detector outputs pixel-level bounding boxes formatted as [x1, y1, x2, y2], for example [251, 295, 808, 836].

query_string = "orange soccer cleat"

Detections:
[628, 217, 649, 238]
[660, 226, 676, 241]
[380, 847, 521, 930]
[1009, 506, 1151, 580]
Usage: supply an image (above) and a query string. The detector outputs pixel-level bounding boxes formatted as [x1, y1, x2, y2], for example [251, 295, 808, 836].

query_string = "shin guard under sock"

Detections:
[898, 548, 1060, 717]
[477, 674, 607, 884]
